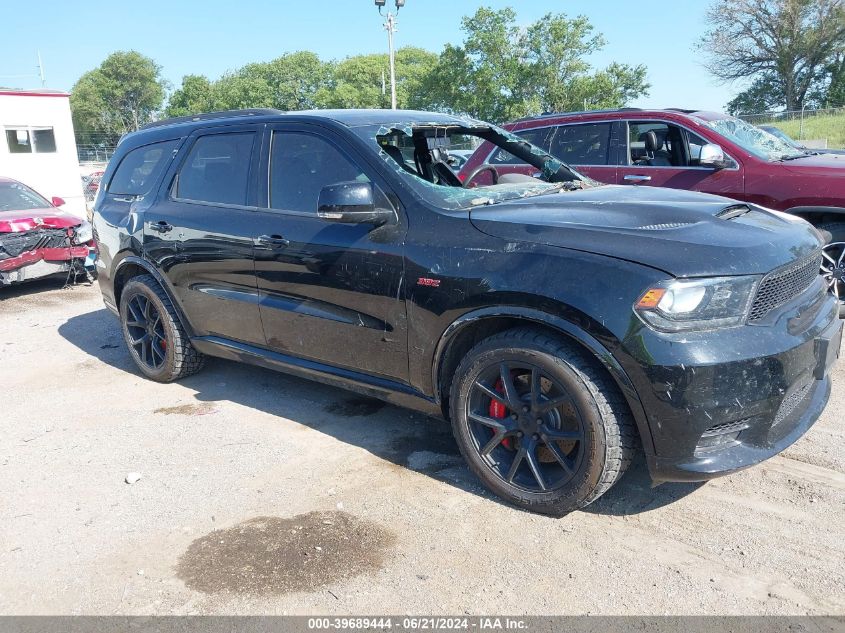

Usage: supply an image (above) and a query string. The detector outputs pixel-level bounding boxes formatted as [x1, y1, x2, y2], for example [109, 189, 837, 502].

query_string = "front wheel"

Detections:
[449, 328, 637, 515]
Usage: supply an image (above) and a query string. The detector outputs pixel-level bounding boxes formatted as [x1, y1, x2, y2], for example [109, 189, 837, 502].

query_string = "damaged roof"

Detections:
[139, 108, 471, 134]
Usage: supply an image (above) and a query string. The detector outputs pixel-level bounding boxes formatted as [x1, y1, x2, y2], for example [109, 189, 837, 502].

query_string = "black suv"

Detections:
[93, 108, 841, 514]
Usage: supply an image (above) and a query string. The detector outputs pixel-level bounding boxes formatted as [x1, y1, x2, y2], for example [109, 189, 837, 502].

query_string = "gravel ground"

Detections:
[1, 279, 843, 616]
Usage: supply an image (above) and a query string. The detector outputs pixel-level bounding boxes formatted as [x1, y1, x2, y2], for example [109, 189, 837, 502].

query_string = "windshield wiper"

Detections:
[775, 153, 809, 161]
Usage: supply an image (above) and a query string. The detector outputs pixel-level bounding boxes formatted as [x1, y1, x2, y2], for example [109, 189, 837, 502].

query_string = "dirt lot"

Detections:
[1, 279, 844, 616]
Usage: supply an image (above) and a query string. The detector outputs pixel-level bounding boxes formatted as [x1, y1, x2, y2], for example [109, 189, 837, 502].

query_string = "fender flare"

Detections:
[113, 255, 197, 338]
[431, 306, 655, 455]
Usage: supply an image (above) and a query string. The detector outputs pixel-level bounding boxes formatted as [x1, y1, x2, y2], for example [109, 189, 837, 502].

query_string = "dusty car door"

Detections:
[251, 124, 409, 382]
[616, 120, 745, 200]
[143, 125, 266, 346]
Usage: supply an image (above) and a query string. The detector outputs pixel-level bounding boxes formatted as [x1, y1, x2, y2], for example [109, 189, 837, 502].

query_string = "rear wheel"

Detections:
[119, 274, 205, 382]
[449, 328, 637, 515]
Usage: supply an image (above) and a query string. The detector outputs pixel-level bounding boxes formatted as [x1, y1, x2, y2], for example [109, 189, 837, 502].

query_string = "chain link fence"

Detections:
[738, 106, 845, 148]
[77, 144, 117, 163]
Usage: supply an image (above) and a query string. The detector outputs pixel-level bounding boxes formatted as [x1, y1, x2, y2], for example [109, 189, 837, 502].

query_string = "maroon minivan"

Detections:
[461, 109, 845, 304]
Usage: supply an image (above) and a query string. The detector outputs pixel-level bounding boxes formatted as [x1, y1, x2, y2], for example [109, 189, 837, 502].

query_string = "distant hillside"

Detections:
[766, 113, 845, 150]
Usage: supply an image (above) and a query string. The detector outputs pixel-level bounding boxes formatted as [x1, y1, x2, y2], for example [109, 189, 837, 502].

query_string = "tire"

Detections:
[817, 224, 845, 318]
[449, 327, 637, 515]
[817, 222, 845, 244]
[119, 274, 205, 382]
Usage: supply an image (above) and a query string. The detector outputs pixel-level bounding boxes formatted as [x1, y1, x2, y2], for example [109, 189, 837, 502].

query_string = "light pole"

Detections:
[375, 0, 404, 109]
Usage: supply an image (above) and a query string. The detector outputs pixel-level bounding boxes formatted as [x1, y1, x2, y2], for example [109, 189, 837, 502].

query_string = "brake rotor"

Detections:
[536, 404, 577, 463]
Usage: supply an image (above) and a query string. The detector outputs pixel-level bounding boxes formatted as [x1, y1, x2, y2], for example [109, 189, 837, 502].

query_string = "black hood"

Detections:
[469, 185, 823, 277]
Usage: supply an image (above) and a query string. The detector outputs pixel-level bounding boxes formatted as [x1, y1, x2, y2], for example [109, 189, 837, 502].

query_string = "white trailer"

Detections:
[0, 89, 86, 218]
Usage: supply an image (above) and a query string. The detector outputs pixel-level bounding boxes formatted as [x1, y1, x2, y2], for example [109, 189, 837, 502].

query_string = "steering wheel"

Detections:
[463, 165, 500, 188]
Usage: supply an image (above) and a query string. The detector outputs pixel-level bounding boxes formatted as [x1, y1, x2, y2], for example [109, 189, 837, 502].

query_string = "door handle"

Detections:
[257, 234, 290, 248]
[624, 175, 652, 182]
[149, 220, 173, 233]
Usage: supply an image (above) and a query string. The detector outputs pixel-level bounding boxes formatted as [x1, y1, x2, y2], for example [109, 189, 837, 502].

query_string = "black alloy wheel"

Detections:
[450, 328, 637, 515]
[467, 361, 585, 492]
[124, 293, 168, 371]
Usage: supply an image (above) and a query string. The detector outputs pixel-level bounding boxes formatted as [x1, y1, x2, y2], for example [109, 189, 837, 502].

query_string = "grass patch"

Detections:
[762, 113, 845, 149]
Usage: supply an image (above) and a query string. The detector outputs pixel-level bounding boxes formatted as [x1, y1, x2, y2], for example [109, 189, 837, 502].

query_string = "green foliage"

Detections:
[70, 51, 167, 145]
[166, 48, 435, 115]
[79, 7, 646, 136]
[164, 75, 214, 117]
[702, 0, 845, 111]
[417, 8, 650, 122]
[726, 74, 786, 115]
[823, 53, 845, 106]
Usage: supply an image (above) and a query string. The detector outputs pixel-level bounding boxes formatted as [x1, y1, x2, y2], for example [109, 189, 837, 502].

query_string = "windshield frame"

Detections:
[351, 119, 587, 211]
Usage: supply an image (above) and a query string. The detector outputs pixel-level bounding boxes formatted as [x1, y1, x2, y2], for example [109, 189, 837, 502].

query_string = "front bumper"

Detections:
[647, 374, 831, 481]
[622, 281, 841, 483]
[0, 244, 96, 285]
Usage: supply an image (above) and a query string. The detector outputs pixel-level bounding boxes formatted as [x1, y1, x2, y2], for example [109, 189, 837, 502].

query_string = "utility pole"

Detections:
[376, 0, 405, 110]
[37, 51, 46, 87]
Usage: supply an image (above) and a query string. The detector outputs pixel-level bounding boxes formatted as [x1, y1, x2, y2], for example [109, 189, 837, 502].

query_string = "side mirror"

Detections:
[699, 144, 729, 169]
[51, 196, 66, 207]
[317, 181, 393, 225]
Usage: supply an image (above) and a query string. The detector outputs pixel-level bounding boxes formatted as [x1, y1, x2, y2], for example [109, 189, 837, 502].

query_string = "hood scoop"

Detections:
[716, 204, 752, 220]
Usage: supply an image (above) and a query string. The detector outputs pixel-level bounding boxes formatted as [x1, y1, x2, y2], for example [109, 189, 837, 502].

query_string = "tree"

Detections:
[166, 52, 332, 114]
[823, 52, 845, 104]
[417, 8, 649, 122]
[315, 47, 438, 109]
[726, 74, 786, 114]
[165, 75, 214, 117]
[701, 0, 845, 111]
[70, 51, 167, 145]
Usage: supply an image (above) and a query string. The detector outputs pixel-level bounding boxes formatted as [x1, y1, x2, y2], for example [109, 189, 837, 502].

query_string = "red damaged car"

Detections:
[0, 177, 96, 286]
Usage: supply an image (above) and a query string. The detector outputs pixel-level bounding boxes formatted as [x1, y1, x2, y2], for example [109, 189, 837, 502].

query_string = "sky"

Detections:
[1, 0, 741, 113]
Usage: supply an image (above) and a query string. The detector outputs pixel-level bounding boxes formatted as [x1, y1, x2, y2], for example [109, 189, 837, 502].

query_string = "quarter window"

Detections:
[109, 139, 179, 196]
[269, 132, 368, 213]
[175, 133, 255, 206]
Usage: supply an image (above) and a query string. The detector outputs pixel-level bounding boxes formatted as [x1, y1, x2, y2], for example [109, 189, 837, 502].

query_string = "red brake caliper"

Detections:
[489, 378, 513, 449]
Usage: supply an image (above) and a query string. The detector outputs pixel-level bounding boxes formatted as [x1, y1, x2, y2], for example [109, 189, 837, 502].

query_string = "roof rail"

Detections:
[139, 108, 283, 130]
[512, 107, 642, 123]
[664, 108, 700, 114]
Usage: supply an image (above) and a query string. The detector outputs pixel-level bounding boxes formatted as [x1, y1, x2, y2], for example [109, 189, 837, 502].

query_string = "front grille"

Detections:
[748, 250, 822, 322]
[0, 227, 70, 261]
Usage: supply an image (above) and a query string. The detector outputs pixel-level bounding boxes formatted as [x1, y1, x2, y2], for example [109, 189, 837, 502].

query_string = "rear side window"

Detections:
[548, 123, 612, 165]
[109, 140, 179, 196]
[175, 133, 255, 206]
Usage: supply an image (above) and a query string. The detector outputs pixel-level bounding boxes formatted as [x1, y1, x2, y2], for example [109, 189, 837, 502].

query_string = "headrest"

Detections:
[639, 130, 663, 152]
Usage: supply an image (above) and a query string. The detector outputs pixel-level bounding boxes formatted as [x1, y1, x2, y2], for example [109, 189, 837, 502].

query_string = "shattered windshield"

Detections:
[705, 117, 805, 161]
[352, 120, 586, 211]
[0, 182, 51, 211]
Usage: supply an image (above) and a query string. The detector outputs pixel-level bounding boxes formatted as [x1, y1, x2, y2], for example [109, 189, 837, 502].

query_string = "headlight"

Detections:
[634, 276, 760, 332]
[72, 220, 93, 245]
